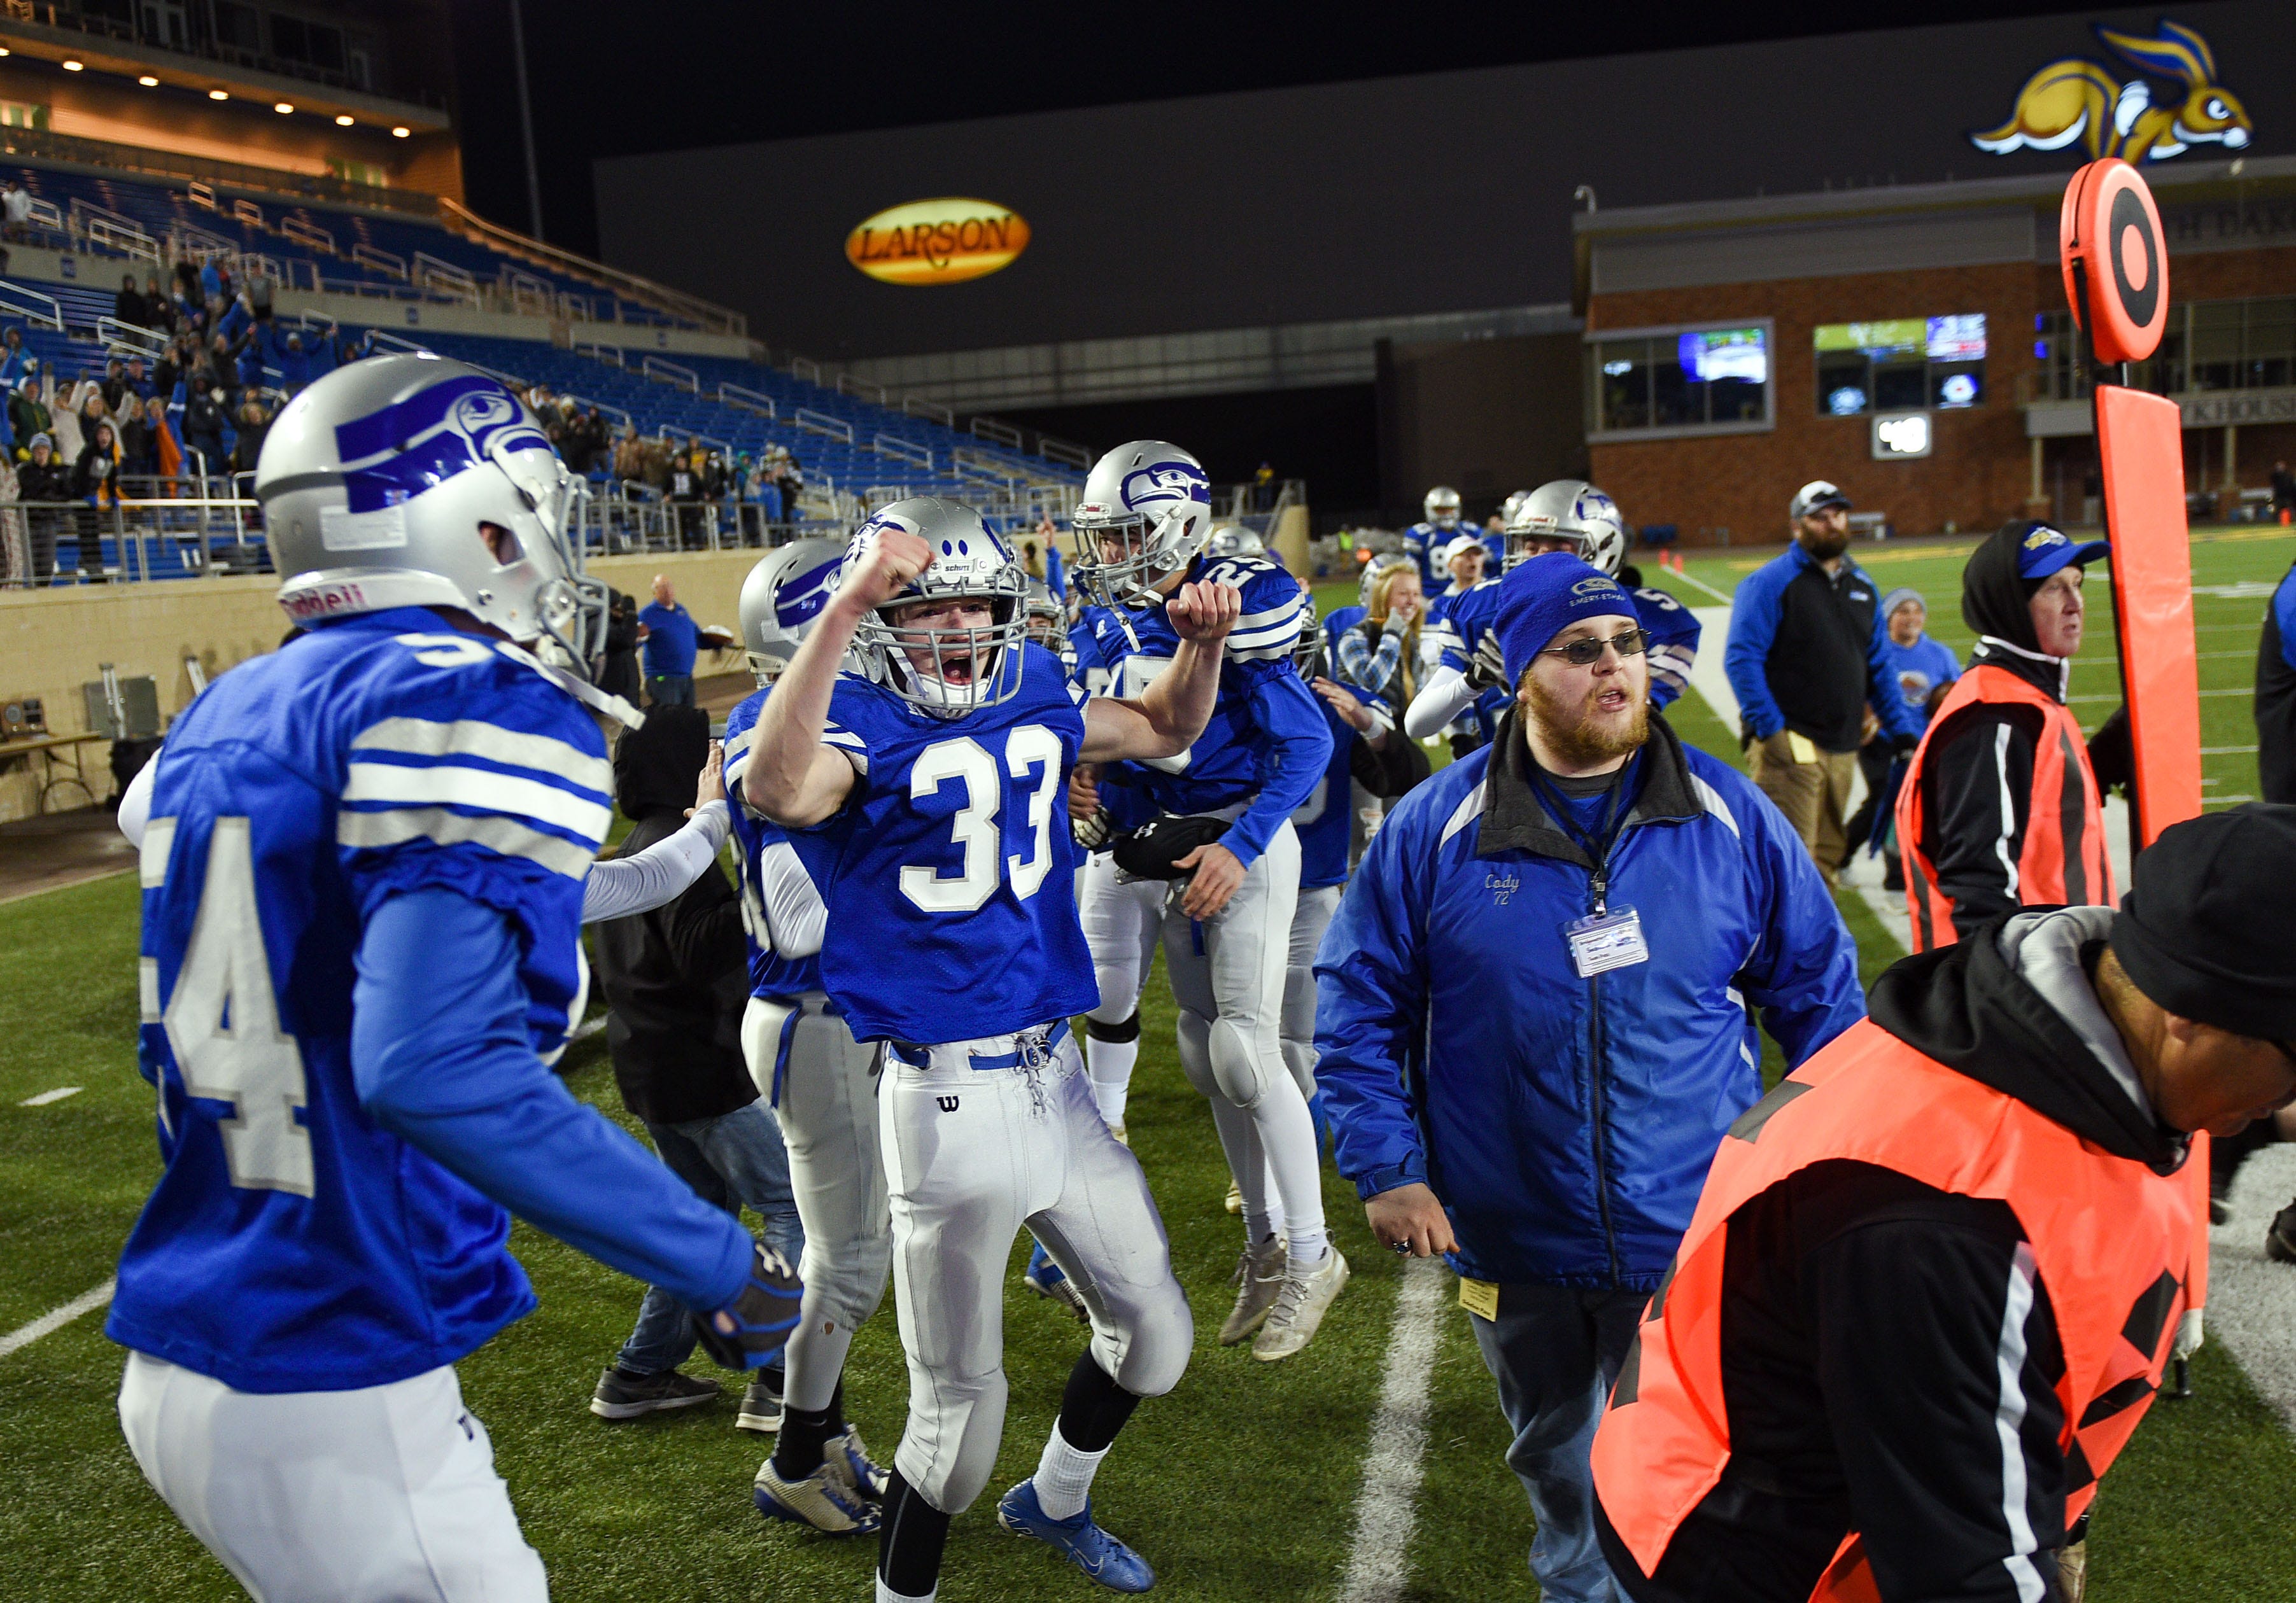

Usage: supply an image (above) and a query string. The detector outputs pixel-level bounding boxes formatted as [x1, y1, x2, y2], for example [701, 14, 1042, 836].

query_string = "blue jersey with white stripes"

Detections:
[111, 608, 610, 1393]
[811, 643, 1098, 1044]
[1073, 554, 1332, 866]
[722, 687, 838, 998]
[1067, 617, 1156, 837]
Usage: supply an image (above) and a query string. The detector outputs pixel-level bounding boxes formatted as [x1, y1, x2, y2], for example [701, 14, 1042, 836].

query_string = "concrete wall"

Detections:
[0, 549, 769, 822]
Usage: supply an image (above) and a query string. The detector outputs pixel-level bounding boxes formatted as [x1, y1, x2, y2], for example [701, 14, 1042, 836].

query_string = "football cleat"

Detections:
[1025, 1241, 1091, 1323]
[1107, 1122, 1129, 1147]
[997, 1478, 1156, 1593]
[1252, 1249, 1351, 1362]
[1223, 1177, 1243, 1215]
[1218, 1236, 1288, 1347]
[828, 1426, 890, 1501]
[754, 1456, 881, 1536]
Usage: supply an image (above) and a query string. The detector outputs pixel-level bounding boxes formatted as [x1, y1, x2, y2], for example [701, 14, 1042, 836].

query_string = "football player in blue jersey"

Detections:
[1069, 440, 1346, 1364]
[109, 356, 798, 1603]
[1400, 484, 1465, 591]
[1408, 479, 1702, 753]
[742, 495, 1238, 1603]
[719, 539, 896, 1536]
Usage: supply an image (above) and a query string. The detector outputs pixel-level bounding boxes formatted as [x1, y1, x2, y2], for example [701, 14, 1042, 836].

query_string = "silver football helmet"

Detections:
[1423, 486, 1462, 530]
[1498, 488, 1535, 526]
[1292, 606, 1327, 678]
[1071, 439, 1212, 608]
[843, 496, 1029, 713]
[737, 538, 844, 686]
[1503, 479, 1629, 578]
[258, 354, 600, 666]
[1024, 580, 1069, 650]
[1358, 550, 1413, 611]
[1206, 524, 1264, 561]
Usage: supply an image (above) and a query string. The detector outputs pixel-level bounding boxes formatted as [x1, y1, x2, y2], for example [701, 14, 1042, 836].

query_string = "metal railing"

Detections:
[873, 433, 932, 470]
[0, 486, 267, 591]
[1039, 435, 1090, 470]
[280, 216, 337, 256]
[903, 395, 955, 426]
[351, 243, 406, 279]
[574, 340, 623, 367]
[0, 279, 64, 330]
[411, 252, 480, 305]
[794, 407, 854, 443]
[231, 198, 265, 231]
[717, 381, 775, 417]
[789, 356, 822, 384]
[970, 417, 1024, 449]
[96, 316, 168, 358]
[640, 355, 700, 393]
[836, 373, 889, 405]
[436, 197, 747, 339]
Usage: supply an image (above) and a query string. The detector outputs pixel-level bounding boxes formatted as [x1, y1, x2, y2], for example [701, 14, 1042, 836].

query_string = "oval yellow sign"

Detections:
[846, 198, 1029, 286]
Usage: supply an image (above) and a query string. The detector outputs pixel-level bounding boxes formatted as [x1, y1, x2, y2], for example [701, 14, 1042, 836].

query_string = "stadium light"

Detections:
[209, 89, 227, 100]
[0, 48, 10, 57]
[391, 125, 409, 138]
[335, 114, 353, 127]
[274, 102, 294, 115]
[61, 60, 82, 71]
[137, 75, 158, 87]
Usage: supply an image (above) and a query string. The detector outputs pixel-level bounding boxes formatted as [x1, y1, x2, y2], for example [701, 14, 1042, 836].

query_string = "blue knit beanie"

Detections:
[1496, 552, 1638, 687]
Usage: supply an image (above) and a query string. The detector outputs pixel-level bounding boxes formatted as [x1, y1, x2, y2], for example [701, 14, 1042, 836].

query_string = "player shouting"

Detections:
[742, 496, 1237, 1601]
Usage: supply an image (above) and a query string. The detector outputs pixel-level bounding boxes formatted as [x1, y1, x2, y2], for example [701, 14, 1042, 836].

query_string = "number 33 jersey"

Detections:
[110, 608, 609, 1394]
[812, 643, 1097, 1046]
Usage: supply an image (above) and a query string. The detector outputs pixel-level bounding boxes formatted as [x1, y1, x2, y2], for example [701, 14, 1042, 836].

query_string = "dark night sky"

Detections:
[447, 1, 2119, 260]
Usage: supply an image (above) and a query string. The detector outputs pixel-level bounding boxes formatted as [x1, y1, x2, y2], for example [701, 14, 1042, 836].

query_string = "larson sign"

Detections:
[846, 199, 1030, 286]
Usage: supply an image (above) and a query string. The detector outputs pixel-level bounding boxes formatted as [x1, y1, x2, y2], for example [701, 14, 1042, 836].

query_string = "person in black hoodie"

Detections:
[1595, 805, 2296, 1603]
[1898, 520, 2127, 948]
[588, 704, 806, 1432]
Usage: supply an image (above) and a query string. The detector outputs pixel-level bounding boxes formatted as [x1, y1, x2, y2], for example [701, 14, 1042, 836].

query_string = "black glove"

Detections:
[1465, 631, 1509, 694]
[2087, 705, 2133, 797]
[690, 1243, 802, 1372]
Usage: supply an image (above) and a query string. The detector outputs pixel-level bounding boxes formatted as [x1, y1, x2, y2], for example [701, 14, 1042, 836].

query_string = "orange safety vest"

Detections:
[1591, 1019, 2195, 1602]
[1896, 663, 2113, 952]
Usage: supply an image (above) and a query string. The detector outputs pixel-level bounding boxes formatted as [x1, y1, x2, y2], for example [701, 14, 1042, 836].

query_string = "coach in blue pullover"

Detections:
[1723, 482, 1921, 883]
[1317, 554, 1863, 1602]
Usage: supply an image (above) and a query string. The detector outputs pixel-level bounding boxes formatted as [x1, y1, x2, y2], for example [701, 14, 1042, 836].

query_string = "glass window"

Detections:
[1814, 315, 1987, 414]
[1651, 343, 1697, 427]
[1818, 351, 1869, 415]
[2188, 303, 2243, 391]
[1595, 340, 1651, 433]
[1587, 325, 1770, 437]
[2246, 299, 2294, 390]
[1932, 363, 1984, 409]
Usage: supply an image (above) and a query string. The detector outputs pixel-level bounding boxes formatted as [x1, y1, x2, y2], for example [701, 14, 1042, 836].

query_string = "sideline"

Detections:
[1334, 1255, 1449, 1603]
[0, 1278, 116, 1361]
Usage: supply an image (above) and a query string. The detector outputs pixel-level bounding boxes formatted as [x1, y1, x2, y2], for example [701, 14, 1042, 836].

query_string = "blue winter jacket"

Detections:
[1723, 542, 1920, 750]
[1315, 713, 1864, 1289]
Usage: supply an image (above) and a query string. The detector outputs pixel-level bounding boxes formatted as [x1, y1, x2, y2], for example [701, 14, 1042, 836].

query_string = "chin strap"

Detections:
[497, 638, 647, 729]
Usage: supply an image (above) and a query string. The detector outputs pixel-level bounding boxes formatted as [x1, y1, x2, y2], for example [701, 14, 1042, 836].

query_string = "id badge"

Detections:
[1563, 905, 1649, 978]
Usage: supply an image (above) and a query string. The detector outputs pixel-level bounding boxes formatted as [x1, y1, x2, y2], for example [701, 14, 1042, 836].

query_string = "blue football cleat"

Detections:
[997, 1479, 1156, 1593]
[1024, 1240, 1090, 1323]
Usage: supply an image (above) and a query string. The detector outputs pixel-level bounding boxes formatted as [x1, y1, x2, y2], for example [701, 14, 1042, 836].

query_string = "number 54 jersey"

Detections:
[812, 643, 1097, 1046]
[110, 609, 609, 1394]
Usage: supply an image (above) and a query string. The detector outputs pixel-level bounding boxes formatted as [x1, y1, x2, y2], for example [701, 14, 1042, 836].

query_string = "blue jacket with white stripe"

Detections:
[1314, 711, 1864, 1289]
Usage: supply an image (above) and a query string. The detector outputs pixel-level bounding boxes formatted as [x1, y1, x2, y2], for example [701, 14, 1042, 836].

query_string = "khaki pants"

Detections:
[1748, 733, 1858, 881]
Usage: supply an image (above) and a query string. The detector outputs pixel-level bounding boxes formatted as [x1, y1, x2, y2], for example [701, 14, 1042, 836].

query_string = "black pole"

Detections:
[508, 0, 545, 242]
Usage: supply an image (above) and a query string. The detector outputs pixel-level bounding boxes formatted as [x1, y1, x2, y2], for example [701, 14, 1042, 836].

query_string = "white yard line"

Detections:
[2206, 1149, 2296, 1435]
[1334, 1255, 1449, 1603]
[0, 1279, 115, 1361]
[1666, 566, 1736, 605]
[18, 1086, 83, 1107]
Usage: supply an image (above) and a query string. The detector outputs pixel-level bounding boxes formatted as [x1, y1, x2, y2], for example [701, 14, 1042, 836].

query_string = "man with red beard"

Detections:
[1316, 553, 1863, 1601]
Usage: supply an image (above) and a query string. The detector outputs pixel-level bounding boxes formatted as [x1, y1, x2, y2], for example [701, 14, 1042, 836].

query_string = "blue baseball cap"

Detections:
[2014, 521, 2108, 580]
[1496, 552, 1638, 688]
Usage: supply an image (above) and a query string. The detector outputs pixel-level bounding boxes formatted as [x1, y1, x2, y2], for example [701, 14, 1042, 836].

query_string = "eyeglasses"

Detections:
[1539, 627, 1648, 666]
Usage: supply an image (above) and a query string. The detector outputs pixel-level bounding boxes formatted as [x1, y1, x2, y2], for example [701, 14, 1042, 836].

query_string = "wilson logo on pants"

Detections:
[936, 1096, 960, 1112]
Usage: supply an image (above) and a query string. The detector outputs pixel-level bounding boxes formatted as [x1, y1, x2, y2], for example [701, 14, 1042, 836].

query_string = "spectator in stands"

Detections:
[49, 379, 87, 466]
[638, 574, 700, 707]
[115, 274, 146, 331]
[600, 587, 643, 705]
[668, 449, 704, 550]
[119, 394, 155, 479]
[173, 261, 203, 330]
[0, 326, 25, 389]
[10, 371, 48, 457]
[268, 327, 313, 395]
[1, 178, 31, 242]
[141, 274, 171, 335]
[139, 394, 181, 489]
[178, 382, 229, 479]
[101, 357, 130, 416]
[15, 433, 64, 582]
[746, 454, 782, 527]
[198, 258, 223, 311]
[75, 419, 123, 551]
[231, 398, 271, 477]
[1338, 561, 1425, 715]
[775, 451, 804, 524]
[0, 445, 22, 585]
[123, 356, 150, 402]
[244, 263, 274, 324]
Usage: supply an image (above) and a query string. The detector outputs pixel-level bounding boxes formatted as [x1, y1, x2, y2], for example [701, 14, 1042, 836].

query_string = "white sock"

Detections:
[1032, 1422, 1111, 1522]
[1087, 1035, 1137, 1126]
[876, 1580, 934, 1603]
[1252, 1074, 1328, 1267]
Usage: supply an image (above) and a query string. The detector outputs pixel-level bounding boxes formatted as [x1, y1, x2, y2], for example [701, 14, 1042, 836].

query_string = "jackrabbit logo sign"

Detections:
[1970, 18, 2251, 165]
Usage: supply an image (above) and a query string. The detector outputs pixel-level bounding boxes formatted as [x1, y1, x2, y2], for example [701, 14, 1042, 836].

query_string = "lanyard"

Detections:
[1526, 758, 1637, 913]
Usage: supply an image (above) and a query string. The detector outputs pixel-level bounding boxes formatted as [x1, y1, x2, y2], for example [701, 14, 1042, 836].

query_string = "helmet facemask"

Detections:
[857, 578, 1030, 714]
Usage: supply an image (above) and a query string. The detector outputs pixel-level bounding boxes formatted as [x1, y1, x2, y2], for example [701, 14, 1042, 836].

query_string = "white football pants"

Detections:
[118, 1352, 546, 1603]
[1282, 883, 1343, 1101]
[1163, 818, 1326, 1250]
[1078, 848, 1166, 1028]
[742, 992, 892, 1417]
[880, 1027, 1192, 1513]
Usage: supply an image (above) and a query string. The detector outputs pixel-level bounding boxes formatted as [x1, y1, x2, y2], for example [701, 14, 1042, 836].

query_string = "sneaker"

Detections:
[1107, 1122, 1129, 1147]
[754, 1455, 881, 1535]
[736, 1366, 784, 1433]
[2268, 1201, 2296, 1265]
[1252, 1248, 1351, 1362]
[1025, 1241, 1090, 1323]
[589, 1366, 720, 1420]
[1223, 1177, 1243, 1215]
[1218, 1236, 1288, 1347]
[828, 1425, 890, 1501]
[996, 1478, 1155, 1593]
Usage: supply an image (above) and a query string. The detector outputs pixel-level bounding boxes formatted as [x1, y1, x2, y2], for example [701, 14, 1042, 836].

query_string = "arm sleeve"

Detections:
[117, 751, 156, 849]
[1731, 774, 1866, 1065]
[1724, 569, 1788, 740]
[1222, 664, 1334, 868]
[1405, 664, 1482, 741]
[1811, 1217, 2069, 1603]
[1925, 710, 2040, 942]
[1314, 807, 1433, 1198]
[351, 886, 753, 1312]
[581, 801, 731, 923]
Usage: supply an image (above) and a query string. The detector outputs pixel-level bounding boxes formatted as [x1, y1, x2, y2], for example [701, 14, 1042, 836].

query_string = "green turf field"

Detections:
[3, 528, 2291, 1600]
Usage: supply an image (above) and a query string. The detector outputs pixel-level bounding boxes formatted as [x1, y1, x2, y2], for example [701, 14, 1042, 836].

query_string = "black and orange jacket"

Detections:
[1592, 907, 2196, 1603]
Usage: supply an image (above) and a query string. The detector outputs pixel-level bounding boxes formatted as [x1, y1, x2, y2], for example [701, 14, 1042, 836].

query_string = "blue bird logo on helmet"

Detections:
[332, 373, 554, 514]
[1120, 460, 1209, 510]
[1575, 487, 1619, 524]
[777, 554, 843, 629]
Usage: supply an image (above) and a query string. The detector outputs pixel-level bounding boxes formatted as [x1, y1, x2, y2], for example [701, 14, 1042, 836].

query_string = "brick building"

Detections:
[1576, 155, 2296, 547]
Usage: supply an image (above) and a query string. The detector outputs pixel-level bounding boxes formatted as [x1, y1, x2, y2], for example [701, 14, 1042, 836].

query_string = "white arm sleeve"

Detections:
[753, 837, 829, 960]
[1404, 665, 1482, 742]
[581, 801, 733, 925]
[117, 750, 157, 850]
